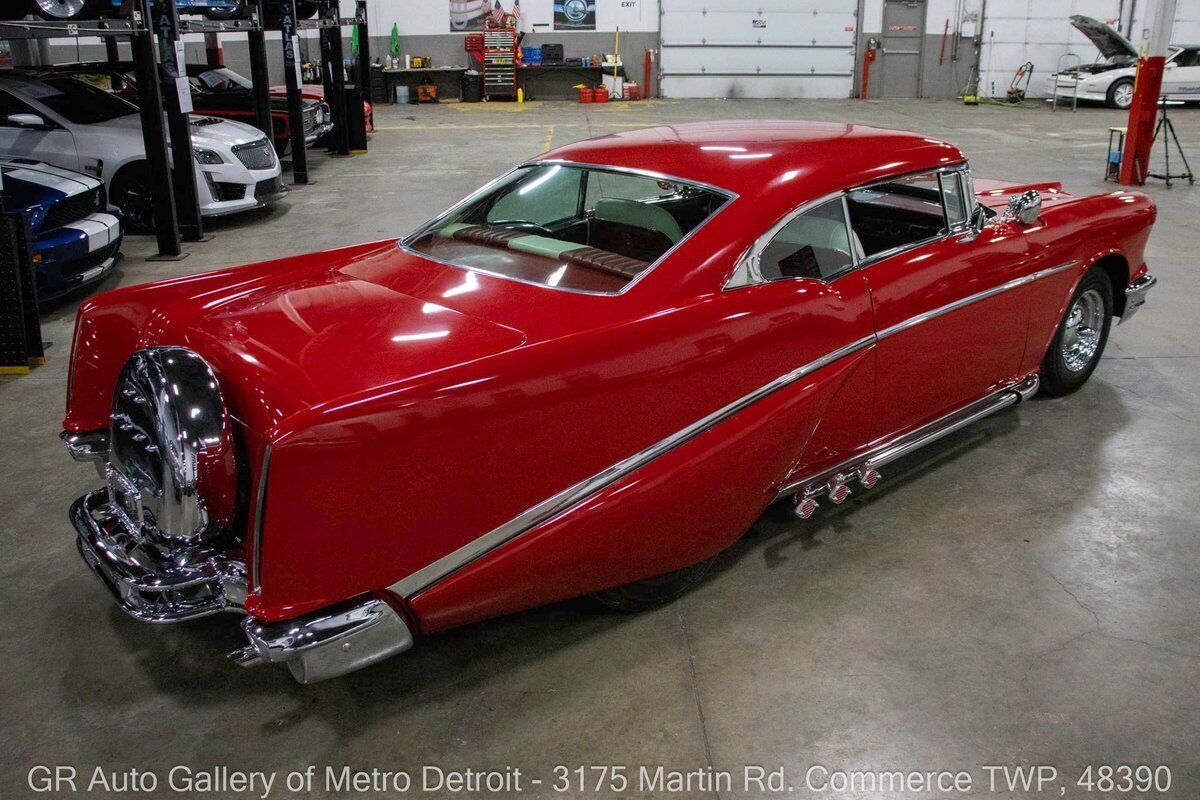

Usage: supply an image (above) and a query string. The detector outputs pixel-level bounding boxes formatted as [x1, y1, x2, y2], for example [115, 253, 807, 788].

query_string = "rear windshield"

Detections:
[405, 164, 731, 293]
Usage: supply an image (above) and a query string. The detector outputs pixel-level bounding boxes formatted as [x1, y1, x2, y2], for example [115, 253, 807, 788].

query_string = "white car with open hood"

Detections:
[0, 72, 286, 233]
[1045, 15, 1200, 109]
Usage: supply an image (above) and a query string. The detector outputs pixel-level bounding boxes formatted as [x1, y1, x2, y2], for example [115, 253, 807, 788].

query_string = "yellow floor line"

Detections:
[543, 124, 555, 151]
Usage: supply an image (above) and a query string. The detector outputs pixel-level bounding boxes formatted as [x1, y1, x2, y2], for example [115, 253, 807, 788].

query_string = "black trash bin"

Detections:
[462, 70, 484, 103]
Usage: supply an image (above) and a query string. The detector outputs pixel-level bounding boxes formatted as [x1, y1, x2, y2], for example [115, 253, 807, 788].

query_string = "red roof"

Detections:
[539, 120, 966, 206]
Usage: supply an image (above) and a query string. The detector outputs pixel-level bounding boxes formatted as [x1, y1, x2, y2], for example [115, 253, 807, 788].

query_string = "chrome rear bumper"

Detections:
[70, 488, 246, 623]
[1122, 273, 1157, 322]
[228, 597, 413, 684]
[72, 487, 413, 681]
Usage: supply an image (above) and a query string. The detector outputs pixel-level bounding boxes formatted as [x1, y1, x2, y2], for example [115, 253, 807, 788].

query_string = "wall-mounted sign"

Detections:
[450, 0, 488, 31]
[752, 18, 766, 28]
[554, 0, 595, 30]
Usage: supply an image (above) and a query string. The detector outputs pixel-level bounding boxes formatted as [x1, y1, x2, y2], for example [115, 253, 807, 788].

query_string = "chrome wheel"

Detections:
[1060, 288, 1105, 372]
[1112, 82, 1134, 109]
[34, 0, 89, 19]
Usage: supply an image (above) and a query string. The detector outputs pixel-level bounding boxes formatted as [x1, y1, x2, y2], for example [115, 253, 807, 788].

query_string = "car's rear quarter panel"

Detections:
[255, 275, 876, 624]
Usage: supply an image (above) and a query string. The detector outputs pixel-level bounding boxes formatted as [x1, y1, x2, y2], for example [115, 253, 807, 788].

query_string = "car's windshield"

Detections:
[406, 164, 731, 294]
[192, 68, 253, 93]
[1, 75, 137, 124]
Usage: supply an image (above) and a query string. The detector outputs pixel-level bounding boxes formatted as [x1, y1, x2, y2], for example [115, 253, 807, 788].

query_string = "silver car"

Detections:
[0, 72, 286, 233]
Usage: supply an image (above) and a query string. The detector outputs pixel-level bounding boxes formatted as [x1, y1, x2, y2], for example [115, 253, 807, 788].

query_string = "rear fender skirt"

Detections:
[407, 343, 874, 633]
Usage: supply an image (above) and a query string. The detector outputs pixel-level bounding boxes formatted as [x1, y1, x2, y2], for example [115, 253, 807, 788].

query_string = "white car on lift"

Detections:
[0, 72, 286, 233]
[1046, 15, 1200, 109]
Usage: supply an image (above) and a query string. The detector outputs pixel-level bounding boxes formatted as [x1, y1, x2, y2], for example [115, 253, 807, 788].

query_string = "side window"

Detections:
[758, 198, 856, 282]
[846, 168, 965, 258]
[485, 165, 583, 227]
[583, 170, 677, 208]
[1171, 49, 1199, 67]
[940, 171, 967, 228]
[0, 91, 39, 126]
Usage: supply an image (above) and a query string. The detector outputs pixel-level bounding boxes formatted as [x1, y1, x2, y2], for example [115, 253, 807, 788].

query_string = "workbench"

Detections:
[381, 66, 468, 102]
[518, 64, 626, 100]
[380, 64, 628, 103]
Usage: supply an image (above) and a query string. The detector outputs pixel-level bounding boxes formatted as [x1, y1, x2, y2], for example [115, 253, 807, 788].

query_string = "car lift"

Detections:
[0, 3, 189, 259]
[0, 0, 369, 255]
[264, 0, 370, 183]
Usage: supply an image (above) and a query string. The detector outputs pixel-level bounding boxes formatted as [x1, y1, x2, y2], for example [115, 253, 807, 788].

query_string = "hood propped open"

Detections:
[1070, 15, 1138, 61]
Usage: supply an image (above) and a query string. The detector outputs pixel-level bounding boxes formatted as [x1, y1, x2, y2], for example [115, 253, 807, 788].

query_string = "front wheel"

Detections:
[1107, 77, 1134, 110]
[30, 0, 97, 21]
[110, 164, 157, 235]
[1039, 266, 1113, 396]
[592, 557, 717, 612]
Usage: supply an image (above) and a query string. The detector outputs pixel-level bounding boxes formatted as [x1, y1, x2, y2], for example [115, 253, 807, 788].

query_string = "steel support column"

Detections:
[130, 0, 183, 258]
[247, 0, 274, 142]
[319, 3, 349, 156]
[154, 0, 205, 241]
[279, 0, 309, 184]
[1121, 0, 1177, 185]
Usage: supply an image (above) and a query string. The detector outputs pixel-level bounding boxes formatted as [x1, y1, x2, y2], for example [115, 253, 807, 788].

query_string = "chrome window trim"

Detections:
[389, 332, 877, 599]
[397, 161, 738, 298]
[725, 189, 850, 288]
[726, 162, 974, 289]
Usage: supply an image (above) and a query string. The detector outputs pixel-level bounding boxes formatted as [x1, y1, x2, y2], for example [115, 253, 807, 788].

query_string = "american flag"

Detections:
[490, 0, 505, 25]
[512, 0, 521, 21]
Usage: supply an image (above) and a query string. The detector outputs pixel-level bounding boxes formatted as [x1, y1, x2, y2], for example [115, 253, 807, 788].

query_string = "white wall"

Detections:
[360, 0, 655, 36]
[860, 0, 1200, 98]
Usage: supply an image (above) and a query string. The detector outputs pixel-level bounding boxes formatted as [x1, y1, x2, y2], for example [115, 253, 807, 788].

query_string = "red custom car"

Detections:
[62, 122, 1157, 683]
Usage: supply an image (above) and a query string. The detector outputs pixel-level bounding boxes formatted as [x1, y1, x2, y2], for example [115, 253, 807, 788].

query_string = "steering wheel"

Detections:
[490, 220, 554, 236]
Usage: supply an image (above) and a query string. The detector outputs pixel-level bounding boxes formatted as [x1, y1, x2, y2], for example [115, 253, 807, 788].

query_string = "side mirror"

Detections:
[1005, 189, 1041, 226]
[6, 113, 47, 129]
[970, 203, 988, 232]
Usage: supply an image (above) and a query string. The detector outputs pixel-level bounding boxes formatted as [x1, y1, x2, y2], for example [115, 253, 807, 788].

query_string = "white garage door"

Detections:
[659, 0, 859, 99]
[981, 0, 1122, 98]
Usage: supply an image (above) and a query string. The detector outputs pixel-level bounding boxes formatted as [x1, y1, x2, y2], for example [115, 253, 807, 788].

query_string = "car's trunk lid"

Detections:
[178, 251, 528, 433]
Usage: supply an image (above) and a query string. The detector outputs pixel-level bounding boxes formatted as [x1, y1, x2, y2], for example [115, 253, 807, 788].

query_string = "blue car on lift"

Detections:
[8, 1, 247, 23]
[1, 159, 123, 302]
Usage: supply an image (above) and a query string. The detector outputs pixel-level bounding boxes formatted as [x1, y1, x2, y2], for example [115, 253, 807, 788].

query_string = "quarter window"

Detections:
[758, 198, 857, 281]
[940, 171, 967, 228]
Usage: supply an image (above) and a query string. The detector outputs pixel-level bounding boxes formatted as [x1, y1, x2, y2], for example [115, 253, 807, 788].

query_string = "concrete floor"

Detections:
[2, 98, 1198, 799]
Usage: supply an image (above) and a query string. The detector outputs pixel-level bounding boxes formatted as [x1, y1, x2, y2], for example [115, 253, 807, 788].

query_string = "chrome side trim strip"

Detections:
[776, 374, 1039, 500]
[390, 333, 877, 598]
[251, 444, 270, 592]
[388, 259, 1077, 598]
[876, 260, 1080, 341]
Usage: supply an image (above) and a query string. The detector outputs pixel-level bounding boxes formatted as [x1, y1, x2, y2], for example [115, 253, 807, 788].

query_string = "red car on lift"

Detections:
[62, 122, 1156, 683]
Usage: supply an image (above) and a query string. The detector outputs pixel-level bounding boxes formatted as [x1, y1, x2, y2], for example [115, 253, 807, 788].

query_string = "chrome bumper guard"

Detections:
[1122, 273, 1156, 323]
[61, 430, 110, 477]
[304, 121, 334, 146]
[70, 488, 246, 623]
[228, 597, 413, 684]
